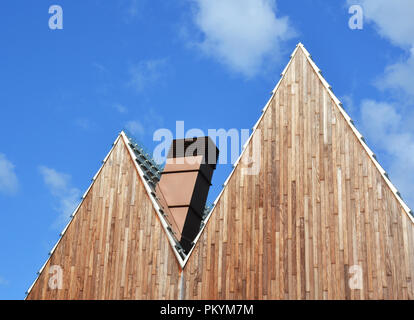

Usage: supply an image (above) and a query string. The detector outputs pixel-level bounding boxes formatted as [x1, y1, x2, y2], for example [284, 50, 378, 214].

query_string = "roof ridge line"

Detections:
[120, 132, 187, 268]
[297, 43, 413, 223]
[181, 44, 303, 265]
[185, 42, 414, 264]
[24, 133, 123, 299]
[23, 43, 413, 291]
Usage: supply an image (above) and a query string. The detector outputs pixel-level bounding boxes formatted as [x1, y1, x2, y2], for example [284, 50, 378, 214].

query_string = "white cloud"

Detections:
[128, 59, 167, 92]
[120, 0, 145, 23]
[377, 48, 414, 99]
[348, 0, 414, 99]
[39, 166, 80, 230]
[360, 100, 401, 141]
[143, 107, 164, 129]
[125, 120, 145, 137]
[340, 94, 357, 115]
[114, 103, 128, 114]
[126, 0, 139, 18]
[0, 153, 18, 196]
[191, 0, 295, 77]
[92, 62, 107, 73]
[125, 107, 164, 139]
[348, 0, 414, 48]
[75, 118, 96, 130]
[343, 1, 414, 209]
[359, 100, 414, 207]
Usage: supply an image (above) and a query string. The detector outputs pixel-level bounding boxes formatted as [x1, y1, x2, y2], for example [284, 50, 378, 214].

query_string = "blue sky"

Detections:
[0, 0, 413, 299]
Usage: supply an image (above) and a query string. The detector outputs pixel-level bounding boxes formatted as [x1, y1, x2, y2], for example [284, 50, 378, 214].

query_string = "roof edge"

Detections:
[296, 43, 413, 223]
[184, 42, 414, 265]
[120, 132, 187, 268]
[24, 133, 123, 299]
[182, 44, 303, 266]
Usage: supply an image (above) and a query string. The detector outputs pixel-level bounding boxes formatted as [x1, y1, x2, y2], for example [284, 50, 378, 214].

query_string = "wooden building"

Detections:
[26, 43, 414, 300]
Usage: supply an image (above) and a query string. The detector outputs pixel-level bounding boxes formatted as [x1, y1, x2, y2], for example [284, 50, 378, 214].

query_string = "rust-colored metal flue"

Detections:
[156, 137, 219, 253]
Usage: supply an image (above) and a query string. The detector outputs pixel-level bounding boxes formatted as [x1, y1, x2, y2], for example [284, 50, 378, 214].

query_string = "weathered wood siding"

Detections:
[26, 138, 182, 299]
[183, 48, 414, 299]
[27, 46, 414, 300]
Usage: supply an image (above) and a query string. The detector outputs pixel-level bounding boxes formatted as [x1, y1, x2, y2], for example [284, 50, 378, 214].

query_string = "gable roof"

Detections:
[25, 133, 122, 297]
[25, 42, 413, 298]
[181, 43, 414, 300]
[25, 132, 187, 298]
[26, 134, 185, 299]
[184, 42, 414, 264]
[120, 132, 188, 266]
[294, 43, 412, 220]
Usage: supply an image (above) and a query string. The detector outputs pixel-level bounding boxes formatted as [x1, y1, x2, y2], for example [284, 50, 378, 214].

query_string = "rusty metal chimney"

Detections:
[156, 137, 219, 253]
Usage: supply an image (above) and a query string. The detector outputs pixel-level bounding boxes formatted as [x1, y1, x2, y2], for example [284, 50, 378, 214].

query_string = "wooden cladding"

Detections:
[183, 48, 414, 299]
[26, 138, 182, 299]
[27, 46, 414, 300]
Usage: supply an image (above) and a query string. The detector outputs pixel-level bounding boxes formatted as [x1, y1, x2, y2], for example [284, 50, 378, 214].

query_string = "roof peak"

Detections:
[280, 42, 412, 219]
